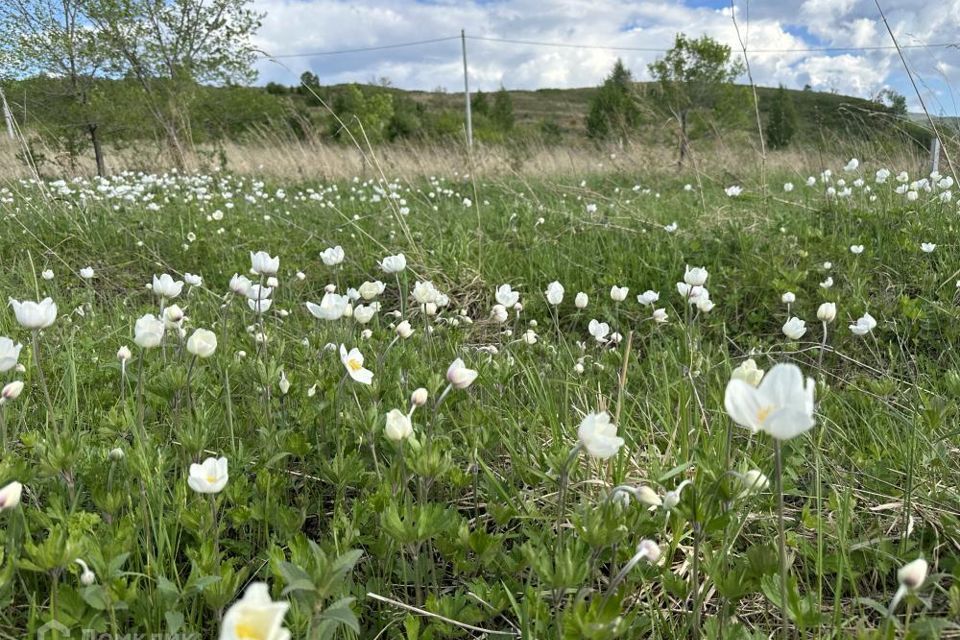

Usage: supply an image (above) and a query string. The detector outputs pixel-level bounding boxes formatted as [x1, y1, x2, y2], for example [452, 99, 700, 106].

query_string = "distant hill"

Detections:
[3, 75, 931, 158]
[908, 113, 960, 129]
[390, 83, 900, 136]
[274, 80, 929, 148]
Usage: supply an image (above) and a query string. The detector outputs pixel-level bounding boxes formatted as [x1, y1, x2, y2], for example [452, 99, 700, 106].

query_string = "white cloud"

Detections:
[250, 0, 960, 113]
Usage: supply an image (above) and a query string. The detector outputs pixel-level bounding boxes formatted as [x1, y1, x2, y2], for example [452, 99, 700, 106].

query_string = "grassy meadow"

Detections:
[0, 161, 959, 639]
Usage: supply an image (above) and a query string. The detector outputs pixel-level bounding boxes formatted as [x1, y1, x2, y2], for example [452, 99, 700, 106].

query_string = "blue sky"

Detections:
[250, 0, 960, 115]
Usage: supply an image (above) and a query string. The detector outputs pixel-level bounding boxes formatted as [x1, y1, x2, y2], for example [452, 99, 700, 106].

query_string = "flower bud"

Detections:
[411, 387, 428, 407]
[636, 539, 661, 563]
[384, 409, 413, 441]
[396, 320, 414, 339]
[898, 558, 928, 590]
[0, 481, 22, 510]
[1, 380, 24, 404]
[634, 485, 662, 507]
[76, 559, 96, 586]
[817, 302, 837, 323]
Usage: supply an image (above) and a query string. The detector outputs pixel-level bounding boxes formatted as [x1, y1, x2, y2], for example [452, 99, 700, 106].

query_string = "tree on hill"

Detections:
[299, 71, 321, 94]
[492, 87, 515, 131]
[80, 0, 262, 169]
[766, 85, 798, 149]
[585, 59, 641, 143]
[648, 33, 745, 165]
[873, 88, 907, 117]
[0, 0, 111, 174]
[471, 90, 490, 116]
[329, 84, 394, 143]
[298, 71, 326, 106]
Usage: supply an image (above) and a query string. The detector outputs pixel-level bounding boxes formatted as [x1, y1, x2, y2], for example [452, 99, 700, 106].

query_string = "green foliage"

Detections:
[387, 95, 427, 141]
[647, 33, 746, 158]
[328, 84, 395, 143]
[0, 20, 931, 165]
[647, 32, 744, 116]
[471, 90, 490, 116]
[191, 85, 288, 142]
[586, 59, 642, 141]
[766, 85, 798, 150]
[492, 86, 515, 131]
[539, 117, 564, 144]
[297, 71, 324, 107]
[82, 0, 261, 167]
[873, 88, 908, 117]
[1, 165, 958, 638]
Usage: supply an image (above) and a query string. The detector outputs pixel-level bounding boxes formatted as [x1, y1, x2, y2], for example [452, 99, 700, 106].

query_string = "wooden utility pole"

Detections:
[461, 29, 473, 149]
[0, 87, 14, 139]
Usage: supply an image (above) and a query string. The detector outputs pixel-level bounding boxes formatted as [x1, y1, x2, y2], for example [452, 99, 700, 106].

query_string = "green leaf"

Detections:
[314, 597, 359, 639]
[80, 585, 110, 610]
[165, 611, 185, 635]
[278, 561, 315, 596]
[404, 613, 421, 640]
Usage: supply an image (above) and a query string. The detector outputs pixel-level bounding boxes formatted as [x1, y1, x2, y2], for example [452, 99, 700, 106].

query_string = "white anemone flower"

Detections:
[0, 337, 23, 373]
[306, 293, 349, 321]
[250, 251, 279, 276]
[134, 314, 165, 349]
[380, 253, 406, 273]
[636, 290, 659, 306]
[446, 358, 478, 389]
[219, 582, 290, 640]
[588, 319, 610, 342]
[545, 281, 564, 306]
[724, 363, 815, 440]
[320, 245, 345, 266]
[684, 266, 708, 286]
[0, 481, 23, 510]
[731, 359, 764, 387]
[152, 274, 184, 299]
[9, 297, 58, 330]
[496, 284, 520, 307]
[849, 312, 877, 336]
[340, 345, 373, 384]
[609, 285, 629, 302]
[782, 317, 807, 340]
[187, 456, 229, 494]
[577, 412, 624, 459]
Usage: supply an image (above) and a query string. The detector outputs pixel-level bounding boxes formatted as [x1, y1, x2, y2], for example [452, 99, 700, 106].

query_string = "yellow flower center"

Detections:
[348, 358, 363, 372]
[207, 474, 218, 484]
[235, 622, 262, 639]
[756, 405, 774, 424]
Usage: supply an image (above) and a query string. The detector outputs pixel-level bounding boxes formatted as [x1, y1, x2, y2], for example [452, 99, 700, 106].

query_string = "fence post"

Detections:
[930, 135, 940, 176]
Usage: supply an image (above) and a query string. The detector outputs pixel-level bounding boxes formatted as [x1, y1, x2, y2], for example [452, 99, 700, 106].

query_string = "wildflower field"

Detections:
[0, 163, 958, 639]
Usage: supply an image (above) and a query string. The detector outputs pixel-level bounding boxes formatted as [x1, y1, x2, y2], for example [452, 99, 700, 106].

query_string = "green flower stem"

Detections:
[774, 439, 791, 640]
[32, 331, 55, 429]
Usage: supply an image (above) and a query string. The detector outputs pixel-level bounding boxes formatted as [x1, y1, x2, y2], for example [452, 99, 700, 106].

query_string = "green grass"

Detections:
[0, 166, 958, 638]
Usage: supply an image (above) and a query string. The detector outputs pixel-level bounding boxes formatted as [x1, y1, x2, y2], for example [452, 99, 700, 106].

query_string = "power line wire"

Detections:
[255, 33, 960, 59]
[466, 34, 960, 54]
[257, 36, 460, 59]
